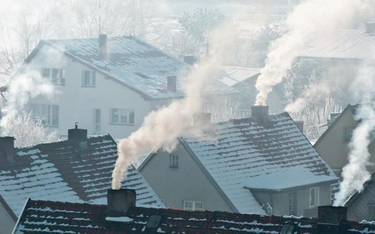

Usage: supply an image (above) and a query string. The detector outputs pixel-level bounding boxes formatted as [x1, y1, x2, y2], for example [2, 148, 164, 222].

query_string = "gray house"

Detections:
[344, 173, 375, 222]
[139, 106, 337, 216]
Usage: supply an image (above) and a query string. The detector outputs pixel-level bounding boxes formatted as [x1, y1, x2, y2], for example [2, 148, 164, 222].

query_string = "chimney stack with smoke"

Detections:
[0, 136, 15, 161]
[107, 189, 136, 216]
[251, 106, 269, 125]
[167, 76, 177, 92]
[98, 34, 108, 59]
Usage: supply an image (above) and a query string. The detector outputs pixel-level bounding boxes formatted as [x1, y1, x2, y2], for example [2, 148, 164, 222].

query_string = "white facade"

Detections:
[21, 46, 171, 139]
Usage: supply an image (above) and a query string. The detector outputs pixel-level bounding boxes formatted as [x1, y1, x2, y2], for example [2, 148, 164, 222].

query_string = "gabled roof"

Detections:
[0, 135, 163, 217]
[299, 29, 375, 60]
[181, 113, 337, 214]
[13, 199, 375, 233]
[314, 104, 358, 147]
[343, 173, 375, 207]
[26, 36, 236, 100]
[220, 66, 260, 87]
[142, 112, 337, 214]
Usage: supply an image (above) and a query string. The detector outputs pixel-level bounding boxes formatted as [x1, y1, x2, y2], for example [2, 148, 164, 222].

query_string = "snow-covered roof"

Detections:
[182, 112, 337, 214]
[0, 135, 163, 217]
[300, 29, 375, 60]
[35, 36, 235, 99]
[220, 66, 260, 87]
[13, 199, 375, 233]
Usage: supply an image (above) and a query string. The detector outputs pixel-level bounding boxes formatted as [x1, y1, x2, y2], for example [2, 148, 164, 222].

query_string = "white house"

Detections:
[5, 35, 235, 139]
[139, 106, 338, 216]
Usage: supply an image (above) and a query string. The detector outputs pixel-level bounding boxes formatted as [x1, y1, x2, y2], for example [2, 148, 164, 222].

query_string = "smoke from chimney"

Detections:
[111, 23, 239, 190]
[254, 0, 369, 106]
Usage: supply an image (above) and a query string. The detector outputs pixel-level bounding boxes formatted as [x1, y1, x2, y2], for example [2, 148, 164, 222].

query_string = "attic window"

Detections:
[183, 201, 203, 211]
[42, 68, 65, 86]
[345, 128, 354, 142]
[170, 155, 178, 168]
[82, 70, 96, 87]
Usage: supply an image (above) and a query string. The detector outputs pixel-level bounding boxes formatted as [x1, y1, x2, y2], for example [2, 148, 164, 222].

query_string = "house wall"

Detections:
[22, 46, 170, 139]
[252, 183, 332, 216]
[314, 108, 375, 177]
[0, 204, 15, 234]
[347, 180, 375, 222]
[139, 143, 234, 212]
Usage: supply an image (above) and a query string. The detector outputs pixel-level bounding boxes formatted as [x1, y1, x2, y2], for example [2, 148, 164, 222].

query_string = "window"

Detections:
[309, 187, 319, 208]
[109, 108, 135, 125]
[183, 201, 203, 211]
[345, 128, 354, 141]
[93, 109, 101, 134]
[288, 191, 297, 215]
[27, 103, 59, 127]
[42, 68, 65, 85]
[82, 70, 96, 87]
[170, 155, 179, 168]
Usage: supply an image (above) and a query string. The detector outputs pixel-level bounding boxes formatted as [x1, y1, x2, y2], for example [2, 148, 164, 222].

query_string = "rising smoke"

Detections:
[254, 0, 369, 106]
[111, 23, 239, 189]
[334, 61, 375, 205]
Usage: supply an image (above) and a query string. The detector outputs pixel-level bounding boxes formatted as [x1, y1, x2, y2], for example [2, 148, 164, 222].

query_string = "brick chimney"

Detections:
[68, 123, 87, 142]
[167, 75, 177, 92]
[0, 136, 15, 160]
[107, 189, 136, 216]
[98, 34, 108, 59]
[251, 106, 269, 125]
[317, 206, 349, 234]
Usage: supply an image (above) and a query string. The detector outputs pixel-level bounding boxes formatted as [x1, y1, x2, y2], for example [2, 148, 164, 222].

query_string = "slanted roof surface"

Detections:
[13, 199, 375, 233]
[300, 29, 375, 60]
[40, 36, 235, 99]
[220, 66, 260, 87]
[182, 112, 337, 214]
[0, 135, 163, 217]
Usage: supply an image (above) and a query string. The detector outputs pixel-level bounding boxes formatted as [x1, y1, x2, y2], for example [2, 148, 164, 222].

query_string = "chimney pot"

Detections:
[167, 75, 177, 92]
[98, 34, 108, 59]
[107, 189, 136, 216]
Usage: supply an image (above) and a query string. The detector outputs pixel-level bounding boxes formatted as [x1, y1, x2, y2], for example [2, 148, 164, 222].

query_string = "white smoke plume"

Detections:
[111, 23, 239, 189]
[255, 0, 369, 106]
[334, 62, 375, 205]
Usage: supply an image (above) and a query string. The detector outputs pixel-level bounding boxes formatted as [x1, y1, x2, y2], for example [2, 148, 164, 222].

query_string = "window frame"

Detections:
[93, 109, 101, 134]
[288, 191, 297, 215]
[183, 201, 204, 211]
[27, 103, 59, 127]
[309, 187, 320, 208]
[41, 68, 66, 86]
[345, 127, 354, 142]
[81, 70, 96, 87]
[109, 108, 135, 126]
[170, 155, 179, 168]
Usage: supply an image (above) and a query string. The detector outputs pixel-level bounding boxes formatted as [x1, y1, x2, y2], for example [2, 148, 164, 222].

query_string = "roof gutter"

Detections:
[245, 179, 339, 193]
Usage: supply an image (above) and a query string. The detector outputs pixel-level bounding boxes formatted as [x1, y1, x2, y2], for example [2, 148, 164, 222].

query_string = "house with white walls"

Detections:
[139, 106, 338, 217]
[4, 35, 235, 139]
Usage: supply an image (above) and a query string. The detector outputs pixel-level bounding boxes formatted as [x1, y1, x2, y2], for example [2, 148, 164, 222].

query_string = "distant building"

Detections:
[4, 35, 235, 139]
[344, 173, 375, 222]
[12, 189, 375, 234]
[0, 127, 162, 233]
[314, 104, 375, 177]
[221, 66, 286, 114]
[139, 106, 337, 217]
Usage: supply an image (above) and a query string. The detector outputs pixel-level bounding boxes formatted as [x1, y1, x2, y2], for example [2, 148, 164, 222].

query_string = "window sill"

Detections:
[81, 85, 96, 88]
[109, 123, 135, 126]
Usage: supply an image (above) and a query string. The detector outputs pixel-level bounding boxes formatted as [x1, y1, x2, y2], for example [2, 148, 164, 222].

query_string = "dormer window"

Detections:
[82, 70, 96, 87]
[42, 68, 65, 85]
